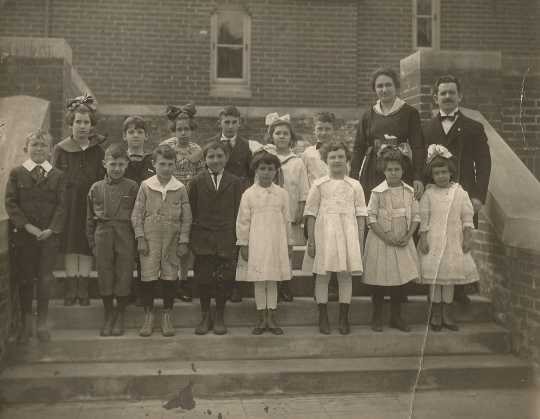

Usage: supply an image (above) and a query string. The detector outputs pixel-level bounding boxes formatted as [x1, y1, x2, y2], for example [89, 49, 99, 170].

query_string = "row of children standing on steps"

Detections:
[6, 71, 482, 343]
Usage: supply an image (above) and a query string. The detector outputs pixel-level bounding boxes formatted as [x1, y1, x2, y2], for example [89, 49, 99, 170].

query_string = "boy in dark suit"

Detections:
[5, 130, 66, 343]
[189, 141, 243, 335]
[423, 74, 492, 303]
[203, 105, 252, 302]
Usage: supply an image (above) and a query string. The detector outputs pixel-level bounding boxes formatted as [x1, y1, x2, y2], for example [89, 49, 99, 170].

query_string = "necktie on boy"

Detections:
[33, 165, 45, 182]
[221, 138, 232, 152]
[211, 172, 219, 190]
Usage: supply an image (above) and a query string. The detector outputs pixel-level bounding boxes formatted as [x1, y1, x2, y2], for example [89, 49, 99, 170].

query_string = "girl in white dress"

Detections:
[303, 141, 367, 335]
[418, 145, 478, 331]
[236, 151, 293, 335]
[265, 113, 310, 302]
[363, 145, 420, 332]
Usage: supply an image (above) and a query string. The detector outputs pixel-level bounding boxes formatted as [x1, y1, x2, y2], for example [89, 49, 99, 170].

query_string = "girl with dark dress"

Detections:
[351, 68, 425, 202]
[52, 95, 106, 306]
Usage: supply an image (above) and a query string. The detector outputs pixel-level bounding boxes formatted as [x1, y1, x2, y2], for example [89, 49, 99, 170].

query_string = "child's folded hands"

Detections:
[24, 223, 42, 237]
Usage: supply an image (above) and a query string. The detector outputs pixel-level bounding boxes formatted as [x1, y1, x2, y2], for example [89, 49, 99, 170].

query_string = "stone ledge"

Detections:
[99, 104, 363, 121]
[401, 49, 502, 78]
[462, 107, 540, 253]
[0, 36, 72, 64]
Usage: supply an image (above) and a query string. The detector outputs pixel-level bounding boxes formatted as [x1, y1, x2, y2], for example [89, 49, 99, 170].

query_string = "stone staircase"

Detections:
[0, 246, 533, 404]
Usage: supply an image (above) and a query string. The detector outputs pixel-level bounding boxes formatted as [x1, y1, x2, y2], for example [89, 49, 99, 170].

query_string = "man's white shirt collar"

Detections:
[440, 107, 459, 134]
[208, 168, 224, 190]
[220, 134, 237, 147]
[440, 107, 460, 118]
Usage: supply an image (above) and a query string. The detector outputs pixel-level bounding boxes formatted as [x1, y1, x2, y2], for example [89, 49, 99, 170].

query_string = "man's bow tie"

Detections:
[440, 113, 457, 122]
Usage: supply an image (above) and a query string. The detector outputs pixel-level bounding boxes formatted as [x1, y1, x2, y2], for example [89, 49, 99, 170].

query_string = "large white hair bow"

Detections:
[426, 144, 453, 165]
[265, 112, 291, 127]
[259, 143, 278, 156]
[377, 142, 413, 161]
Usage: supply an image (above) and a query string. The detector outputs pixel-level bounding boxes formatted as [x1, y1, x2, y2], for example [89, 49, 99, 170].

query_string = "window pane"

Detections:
[217, 46, 243, 78]
[218, 11, 243, 45]
[417, 0, 432, 16]
[417, 17, 432, 47]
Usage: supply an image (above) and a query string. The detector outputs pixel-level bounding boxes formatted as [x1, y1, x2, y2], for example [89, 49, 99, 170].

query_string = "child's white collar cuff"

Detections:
[145, 175, 183, 198]
[372, 180, 414, 193]
[22, 159, 52, 173]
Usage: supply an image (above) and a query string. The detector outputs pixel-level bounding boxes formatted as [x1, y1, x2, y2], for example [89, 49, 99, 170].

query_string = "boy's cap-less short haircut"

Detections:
[218, 105, 241, 119]
[152, 144, 177, 162]
[203, 141, 230, 158]
[104, 143, 130, 161]
[319, 140, 351, 163]
[313, 111, 336, 125]
[24, 129, 52, 148]
[123, 115, 147, 134]
[250, 150, 281, 173]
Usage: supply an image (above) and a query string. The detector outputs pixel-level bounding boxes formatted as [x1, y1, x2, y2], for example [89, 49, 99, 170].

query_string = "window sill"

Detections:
[210, 84, 252, 98]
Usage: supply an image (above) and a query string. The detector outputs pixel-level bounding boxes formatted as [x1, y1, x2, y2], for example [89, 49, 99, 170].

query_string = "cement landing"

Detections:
[1, 389, 537, 419]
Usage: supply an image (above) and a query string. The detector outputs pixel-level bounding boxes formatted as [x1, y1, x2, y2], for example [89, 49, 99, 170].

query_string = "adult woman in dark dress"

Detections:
[351, 68, 425, 305]
[351, 68, 425, 202]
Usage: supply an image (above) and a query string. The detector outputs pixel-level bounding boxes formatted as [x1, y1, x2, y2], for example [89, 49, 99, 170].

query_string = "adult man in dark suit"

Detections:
[202, 106, 252, 303]
[423, 75, 492, 304]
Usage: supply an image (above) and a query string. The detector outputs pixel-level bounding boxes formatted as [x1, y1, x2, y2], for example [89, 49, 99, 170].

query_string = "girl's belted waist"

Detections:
[387, 208, 407, 218]
[320, 201, 355, 214]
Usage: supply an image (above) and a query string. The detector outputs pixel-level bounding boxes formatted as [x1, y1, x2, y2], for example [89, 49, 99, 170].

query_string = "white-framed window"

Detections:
[210, 6, 251, 98]
[413, 0, 440, 49]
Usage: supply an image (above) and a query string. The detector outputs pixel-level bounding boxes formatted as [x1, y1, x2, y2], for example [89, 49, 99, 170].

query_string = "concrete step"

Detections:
[49, 271, 430, 299]
[0, 354, 532, 403]
[13, 323, 510, 364]
[48, 244, 431, 298]
[43, 296, 492, 329]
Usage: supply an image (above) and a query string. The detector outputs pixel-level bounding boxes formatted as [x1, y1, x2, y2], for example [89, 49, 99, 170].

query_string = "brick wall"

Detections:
[0, 0, 359, 107]
[473, 214, 540, 362]
[0, 55, 67, 140]
[0, 221, 17, 368]
[441, 0, 537, 56]
[2, 0, 535, 109]
[501, 63, 540, 179]
[356, 0, 413, 106]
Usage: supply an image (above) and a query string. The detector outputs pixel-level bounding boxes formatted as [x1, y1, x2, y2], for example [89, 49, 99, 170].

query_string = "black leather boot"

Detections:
[318, 303, 330, 335]
[338, 303, 351, 335]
